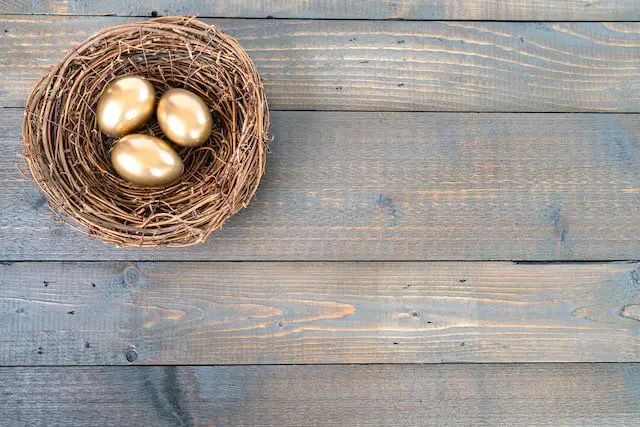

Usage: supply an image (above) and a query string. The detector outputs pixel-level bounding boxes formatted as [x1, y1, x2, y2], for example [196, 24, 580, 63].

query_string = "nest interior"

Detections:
[23, 16, 270, 247]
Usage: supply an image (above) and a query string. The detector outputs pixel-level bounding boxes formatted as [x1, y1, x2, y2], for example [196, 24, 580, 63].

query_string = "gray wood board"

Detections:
[1, 261, 638, 365]
[2, 17, 639, 112]
[2, 364, 640, 425]
[2, 109, 639, 261]
[2, 0, 640, 21]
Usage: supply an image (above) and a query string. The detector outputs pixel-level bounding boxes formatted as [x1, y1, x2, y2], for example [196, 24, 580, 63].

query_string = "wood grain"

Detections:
[2, 109, 639, 261]
[2, 364, 640, 425]
[2, 0, 639, 21]
[2, 16, 639, 111]
[1, 261, 638, 365]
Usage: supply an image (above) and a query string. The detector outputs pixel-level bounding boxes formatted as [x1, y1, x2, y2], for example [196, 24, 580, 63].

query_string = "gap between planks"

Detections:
[3, 13, 640, 22]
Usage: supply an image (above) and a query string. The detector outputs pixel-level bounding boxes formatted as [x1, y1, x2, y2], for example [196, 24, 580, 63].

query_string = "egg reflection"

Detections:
[157, 88, 213, 147]
[97, 76, 156, 138]
[111, 134, 184, 187]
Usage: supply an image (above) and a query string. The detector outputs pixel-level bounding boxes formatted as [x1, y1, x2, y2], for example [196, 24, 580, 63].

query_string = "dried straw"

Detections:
[23, 16, 270, 247]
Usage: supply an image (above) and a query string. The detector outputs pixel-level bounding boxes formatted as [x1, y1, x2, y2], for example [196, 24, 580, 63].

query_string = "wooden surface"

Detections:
[2, 17, 640, 112]
[2, 0, 639, 424]
[1, 261, 639, 365]
[2, 364, 640, 426]
[2, 0, 640, 21]
[3, 109, 640, 261]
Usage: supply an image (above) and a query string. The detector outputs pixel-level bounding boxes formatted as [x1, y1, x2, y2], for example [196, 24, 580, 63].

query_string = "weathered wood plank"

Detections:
[2, 16, 639, 111]
[2, 109, 639, 261]
[2, 0, 639, 21]
[2, 364, 640, 426]
[1, 261, 638, 365]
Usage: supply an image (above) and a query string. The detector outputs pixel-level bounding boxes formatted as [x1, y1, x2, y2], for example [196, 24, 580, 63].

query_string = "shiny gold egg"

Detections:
[111, 134, 184, 187]
[157, 88, 213, 147]
[97, 76, 156, 138]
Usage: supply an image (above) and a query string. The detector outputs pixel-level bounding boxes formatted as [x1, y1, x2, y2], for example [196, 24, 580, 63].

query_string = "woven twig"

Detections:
[23, 16, 270, 247]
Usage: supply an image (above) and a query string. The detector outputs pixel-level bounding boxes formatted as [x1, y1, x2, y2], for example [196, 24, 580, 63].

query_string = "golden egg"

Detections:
[111, 134, 184, 187]
[157, 88, 213, 147]
[97, 76, 156, 138]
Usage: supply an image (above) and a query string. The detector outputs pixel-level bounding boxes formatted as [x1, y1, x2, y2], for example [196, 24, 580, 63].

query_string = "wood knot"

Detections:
[620, 304, 640, 322]
[125, 349, 138, 363]
[122, 265, 141, 287]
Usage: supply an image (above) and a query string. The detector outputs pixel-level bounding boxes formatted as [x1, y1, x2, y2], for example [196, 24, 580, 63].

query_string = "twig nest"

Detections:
[23, 16, 270, 247]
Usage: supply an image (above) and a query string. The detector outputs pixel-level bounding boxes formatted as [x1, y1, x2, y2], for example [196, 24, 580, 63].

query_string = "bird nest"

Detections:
[23, 16, 270, 247]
